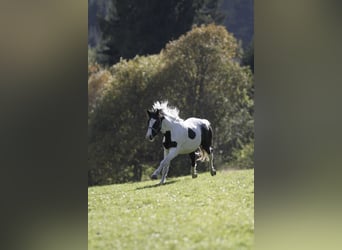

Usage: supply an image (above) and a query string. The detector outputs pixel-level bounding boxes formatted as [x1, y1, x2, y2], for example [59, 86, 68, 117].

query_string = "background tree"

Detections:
[89, 0, 253, 65]
[242, 38, 254, 73]
[88, 55, 163, 185]
[98, 0, 198, 65]
[193, 0, 225, 25]
[221, 0, 253, 48]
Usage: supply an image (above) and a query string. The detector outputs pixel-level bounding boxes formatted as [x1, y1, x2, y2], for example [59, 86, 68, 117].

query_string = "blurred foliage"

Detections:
[98, 0, 194, 65]
[89, 0, 254, 61]
[88, 25, 254, 185]
[95, 0, 226, 65]
[221, 0, 253, 48]
[193, 0, 225, 25]
[88, 55, 163, 185]
[88, 67, 112, 113]
[227, 139, 254, 169]
[242, 39, 254, 73]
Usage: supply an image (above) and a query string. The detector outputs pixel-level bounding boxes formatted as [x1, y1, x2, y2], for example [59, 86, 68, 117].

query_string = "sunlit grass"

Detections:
[88, 169, 254, 250]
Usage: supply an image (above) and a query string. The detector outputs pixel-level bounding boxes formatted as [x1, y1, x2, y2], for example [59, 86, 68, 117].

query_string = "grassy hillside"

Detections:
[88, 169, 254, 250]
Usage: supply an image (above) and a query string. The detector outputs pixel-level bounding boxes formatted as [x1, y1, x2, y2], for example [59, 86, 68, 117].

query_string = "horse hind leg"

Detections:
[201, 125, 216, 176]
[189, 152, 198, 178]
[209, 147, 216, 176]
[202, 146, 216, 176]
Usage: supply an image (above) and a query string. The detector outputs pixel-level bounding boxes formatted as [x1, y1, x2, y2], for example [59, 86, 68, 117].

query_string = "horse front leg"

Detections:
[159, 148, 179, 184]
[151, 149, 169, 180]
[160, 162, 170, 184]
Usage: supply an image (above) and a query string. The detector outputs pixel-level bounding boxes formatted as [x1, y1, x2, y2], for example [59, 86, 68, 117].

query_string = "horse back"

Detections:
[184, 117, 210, 130]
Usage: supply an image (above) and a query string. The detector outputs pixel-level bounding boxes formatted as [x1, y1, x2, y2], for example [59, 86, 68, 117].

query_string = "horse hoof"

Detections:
[210, 170, 216, 176]
[151, 174, 158, 180]
[192, 173, 198, 178]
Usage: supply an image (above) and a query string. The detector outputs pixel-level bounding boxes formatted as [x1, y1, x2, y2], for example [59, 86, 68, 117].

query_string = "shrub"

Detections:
[88, 68, 113, 113]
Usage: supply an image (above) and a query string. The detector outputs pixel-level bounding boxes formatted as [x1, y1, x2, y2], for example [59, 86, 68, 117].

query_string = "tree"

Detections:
[221, 0, 254, 48]
[242, 39, 254, 73]
[98, 0, 197, 65]
[88, 55, 164, 184]
[97, 0, 227, 65]
[193, 0, 225, 25]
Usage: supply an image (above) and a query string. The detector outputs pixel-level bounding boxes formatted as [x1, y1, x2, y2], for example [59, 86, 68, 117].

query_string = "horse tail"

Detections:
[196, 147, 210, 162]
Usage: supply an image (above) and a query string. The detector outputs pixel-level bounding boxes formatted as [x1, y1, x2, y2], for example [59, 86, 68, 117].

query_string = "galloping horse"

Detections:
[145, 101, 216, 184]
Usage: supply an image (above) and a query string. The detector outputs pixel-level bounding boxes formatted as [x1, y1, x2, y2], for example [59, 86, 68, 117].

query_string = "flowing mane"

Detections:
[152, 101, 182, 121]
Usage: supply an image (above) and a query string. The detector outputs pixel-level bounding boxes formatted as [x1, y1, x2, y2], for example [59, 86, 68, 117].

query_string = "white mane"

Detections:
[152, 101, 182, 121]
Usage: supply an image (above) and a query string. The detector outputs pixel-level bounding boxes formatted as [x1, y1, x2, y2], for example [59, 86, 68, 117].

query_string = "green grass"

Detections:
[88, 169, 254, 250]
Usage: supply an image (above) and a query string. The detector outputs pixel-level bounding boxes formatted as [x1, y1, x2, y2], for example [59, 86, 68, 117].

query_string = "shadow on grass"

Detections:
[136, 179, 179, 190]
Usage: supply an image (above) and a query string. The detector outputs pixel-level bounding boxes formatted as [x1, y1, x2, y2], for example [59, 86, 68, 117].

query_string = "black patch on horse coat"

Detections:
[200, 125, 213, 154]
[163, 131, 177, 149]
[188, 128, 196, 139]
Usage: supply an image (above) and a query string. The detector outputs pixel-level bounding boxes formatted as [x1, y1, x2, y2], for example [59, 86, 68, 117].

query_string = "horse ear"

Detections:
[157, 109, 163, 118]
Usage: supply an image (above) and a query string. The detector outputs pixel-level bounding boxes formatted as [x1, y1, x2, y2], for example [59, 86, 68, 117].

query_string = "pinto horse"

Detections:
[145, 101, 216, 184]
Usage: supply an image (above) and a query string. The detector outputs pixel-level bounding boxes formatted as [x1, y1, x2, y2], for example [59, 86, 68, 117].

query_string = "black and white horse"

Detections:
[146, 101, 216, 184]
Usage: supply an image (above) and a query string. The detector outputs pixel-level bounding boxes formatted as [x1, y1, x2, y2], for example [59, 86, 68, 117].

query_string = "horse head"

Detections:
[145, 109, 164, 142]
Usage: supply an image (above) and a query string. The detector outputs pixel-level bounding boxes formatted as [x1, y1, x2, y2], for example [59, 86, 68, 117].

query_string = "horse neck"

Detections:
[161, 116, 180, 133]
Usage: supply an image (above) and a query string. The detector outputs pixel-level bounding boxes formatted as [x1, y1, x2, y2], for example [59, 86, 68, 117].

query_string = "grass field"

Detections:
[88, 169, 254, 250]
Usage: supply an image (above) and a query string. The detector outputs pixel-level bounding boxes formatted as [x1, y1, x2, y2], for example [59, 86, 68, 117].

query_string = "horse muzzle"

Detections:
[146, 134, 155, 142]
